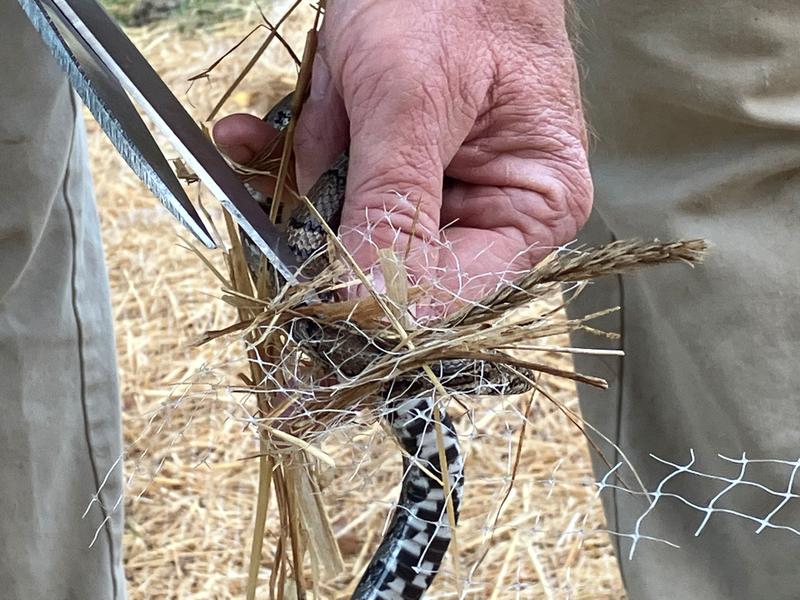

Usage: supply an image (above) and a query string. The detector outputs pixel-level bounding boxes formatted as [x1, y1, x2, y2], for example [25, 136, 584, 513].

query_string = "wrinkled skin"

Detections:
[214, 0, 592, 311]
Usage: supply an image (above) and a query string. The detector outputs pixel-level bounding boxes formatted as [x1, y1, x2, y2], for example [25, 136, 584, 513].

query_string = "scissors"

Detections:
[16, 0, 300, 282]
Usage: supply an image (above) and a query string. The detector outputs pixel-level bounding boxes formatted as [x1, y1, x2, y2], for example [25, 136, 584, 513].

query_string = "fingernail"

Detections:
[310, 55, 331, 101]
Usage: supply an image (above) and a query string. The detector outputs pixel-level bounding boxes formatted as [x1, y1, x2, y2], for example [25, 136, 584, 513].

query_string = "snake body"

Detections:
[241, 94, 532, 599]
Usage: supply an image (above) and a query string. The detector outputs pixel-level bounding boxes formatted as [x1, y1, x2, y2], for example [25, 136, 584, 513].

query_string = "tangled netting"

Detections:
[103, 394, 800, 597]
[598, 450, 800, 560]
[97, 226, 783, 598]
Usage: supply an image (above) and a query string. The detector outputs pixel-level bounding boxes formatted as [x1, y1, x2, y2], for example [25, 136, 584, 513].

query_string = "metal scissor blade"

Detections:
[51, 0, 300, 282]
[17, 0, 215, 249]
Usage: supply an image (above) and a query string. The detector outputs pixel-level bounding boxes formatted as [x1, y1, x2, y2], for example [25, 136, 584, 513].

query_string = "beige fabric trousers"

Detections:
[0, 4, 125, 599]
[570, 1, 800, 599]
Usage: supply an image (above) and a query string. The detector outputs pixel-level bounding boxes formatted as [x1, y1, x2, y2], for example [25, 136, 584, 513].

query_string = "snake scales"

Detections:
[241, 94, 534, 599]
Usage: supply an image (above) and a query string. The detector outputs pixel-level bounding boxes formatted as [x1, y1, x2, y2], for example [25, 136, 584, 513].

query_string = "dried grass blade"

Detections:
[270, 28, 318, 223]
[205, 0, 304, 121]
[246, 455, 274, 600]
[293, 467, 345, 577]
[451, 238, 708, 326]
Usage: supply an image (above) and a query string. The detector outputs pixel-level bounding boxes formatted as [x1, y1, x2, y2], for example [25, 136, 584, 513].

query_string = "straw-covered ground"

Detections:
[88, 2, 626, 597]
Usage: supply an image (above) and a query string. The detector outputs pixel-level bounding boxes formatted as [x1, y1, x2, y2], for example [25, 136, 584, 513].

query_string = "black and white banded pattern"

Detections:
[352, 392, 464, 600]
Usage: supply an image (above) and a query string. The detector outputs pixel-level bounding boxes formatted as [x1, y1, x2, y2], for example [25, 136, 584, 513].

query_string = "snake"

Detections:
[240, 94, 533, 599]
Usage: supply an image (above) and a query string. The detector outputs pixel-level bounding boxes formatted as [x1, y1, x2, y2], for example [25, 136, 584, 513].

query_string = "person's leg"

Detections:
[0, 4, 124, 599]
[570, 1, 800, 598]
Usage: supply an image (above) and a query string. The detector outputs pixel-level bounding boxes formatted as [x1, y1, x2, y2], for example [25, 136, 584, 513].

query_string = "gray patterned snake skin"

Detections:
[241, 94, 533, 599]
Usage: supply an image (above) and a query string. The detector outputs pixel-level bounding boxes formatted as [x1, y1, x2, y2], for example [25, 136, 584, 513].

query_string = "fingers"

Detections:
[336, 59, 484, 282]
[430, 160, 591, 307]
[436, 185, 565, 304]
[440, 164, 592, 270]
[430, 55, 593, 303]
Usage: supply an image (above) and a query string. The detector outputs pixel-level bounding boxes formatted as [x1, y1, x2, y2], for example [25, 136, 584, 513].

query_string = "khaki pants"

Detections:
[571, 1, 800, 598]
[0, 4, 124, 599]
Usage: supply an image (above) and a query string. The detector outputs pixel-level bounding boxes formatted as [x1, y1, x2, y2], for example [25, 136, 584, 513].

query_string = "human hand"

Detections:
[214, 0, 592, 311]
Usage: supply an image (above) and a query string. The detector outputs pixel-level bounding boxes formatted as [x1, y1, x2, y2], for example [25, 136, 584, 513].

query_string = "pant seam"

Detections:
[612, 266, 629, 589]
[63, 92, 120, 599]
